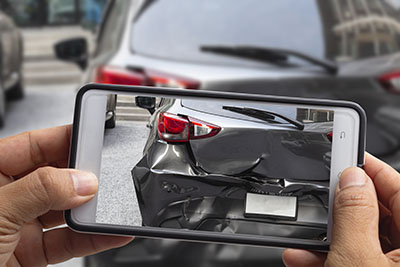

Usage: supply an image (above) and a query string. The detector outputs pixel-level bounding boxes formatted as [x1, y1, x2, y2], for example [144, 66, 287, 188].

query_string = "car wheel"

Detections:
[0, 51, 6, 128]
[6, 41, 24, 100]
[105, 111, 116, 129]
[7, 78, 24, 100]
[0, 83, 6, 128]
[105, 95, 117, 129]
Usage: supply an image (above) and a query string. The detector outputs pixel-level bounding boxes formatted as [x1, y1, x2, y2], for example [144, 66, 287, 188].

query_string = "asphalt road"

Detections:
[0, 84, 77, 138]
[97, 121, 148, 226]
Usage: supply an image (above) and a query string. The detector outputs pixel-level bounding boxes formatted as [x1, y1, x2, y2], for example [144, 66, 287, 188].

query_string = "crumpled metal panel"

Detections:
[132, 141, 328, 241]
[190, 128, 331, 181]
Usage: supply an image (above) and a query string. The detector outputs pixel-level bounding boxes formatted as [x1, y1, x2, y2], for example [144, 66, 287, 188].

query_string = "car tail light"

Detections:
[189, 117, 221, 140]
[94, 65, 200, 89]
[378, 70, 400, 94]
[158, 113, 190, 142]
[158, 112, 221, 142]
[326, 131, 333, 142]
[146, 70, 200, 89]
[95, 66, 145, 85]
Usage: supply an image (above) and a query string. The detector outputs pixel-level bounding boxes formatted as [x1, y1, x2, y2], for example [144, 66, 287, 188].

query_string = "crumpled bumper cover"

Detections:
[132, 142, 329, 242]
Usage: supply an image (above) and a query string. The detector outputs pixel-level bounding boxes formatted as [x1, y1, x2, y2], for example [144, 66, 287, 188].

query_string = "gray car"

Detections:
[0, 8, 24, 126]
[56, 0, 400, 170]
[55, 0, 400, 266]
[132, 97, 332, 241]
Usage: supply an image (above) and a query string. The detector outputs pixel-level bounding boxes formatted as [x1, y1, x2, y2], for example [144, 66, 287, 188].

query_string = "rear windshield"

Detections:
[181, 99, 334, 127]
[131, 0, 400, 65]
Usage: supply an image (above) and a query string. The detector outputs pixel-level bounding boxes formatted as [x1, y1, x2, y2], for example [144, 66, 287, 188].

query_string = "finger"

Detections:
[386, 249, 400, 263]
[0, 167, 97, 230]
[43, 227, 133, 265]
[363, 153, 400, 209]
[327, 167, 382, 264]
[363, 154, 400, 235]
[282, 249, 325, 267]
[0, 125, 72, 177]
[14, 220, 47, 267]
[377, 200, 400, 251]
[378, 201, 394, 249]
[52, 158, 70, 169]
[0, 172, 14, 187]
[38, 211, 65, 229]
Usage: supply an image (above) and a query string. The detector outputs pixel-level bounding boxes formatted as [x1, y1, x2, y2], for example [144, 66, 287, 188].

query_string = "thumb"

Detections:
[0, 167, 98, 230]
[328, 167, 382, 264]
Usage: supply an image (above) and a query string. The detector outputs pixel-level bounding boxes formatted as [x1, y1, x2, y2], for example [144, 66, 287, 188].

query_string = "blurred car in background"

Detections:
[0, 8, 24, 127]
[55, 0, 400, 266]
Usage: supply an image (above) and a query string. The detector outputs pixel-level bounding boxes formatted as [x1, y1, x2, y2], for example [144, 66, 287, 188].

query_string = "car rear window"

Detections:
[131, 0, 400, 65]
[181, 99, 299, 125]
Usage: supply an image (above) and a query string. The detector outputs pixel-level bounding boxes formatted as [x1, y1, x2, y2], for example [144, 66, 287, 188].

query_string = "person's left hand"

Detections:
[0, 125, 133, 266]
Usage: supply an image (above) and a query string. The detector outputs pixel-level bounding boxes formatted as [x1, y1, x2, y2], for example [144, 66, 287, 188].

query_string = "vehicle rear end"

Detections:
[88, 0, 400, 171]
[84, 0, 400, 266]
[132, 98, 331, 241]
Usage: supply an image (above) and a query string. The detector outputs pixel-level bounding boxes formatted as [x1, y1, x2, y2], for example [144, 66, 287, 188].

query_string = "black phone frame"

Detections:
[66, 83, 367, 251]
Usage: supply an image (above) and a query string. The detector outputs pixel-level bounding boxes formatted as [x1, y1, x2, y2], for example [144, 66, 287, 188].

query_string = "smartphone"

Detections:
[67, 84, 366, 251]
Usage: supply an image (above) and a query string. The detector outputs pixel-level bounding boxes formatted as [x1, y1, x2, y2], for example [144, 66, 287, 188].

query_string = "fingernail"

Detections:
[71, 171, 98, 196]
[339, 167, 366, 190]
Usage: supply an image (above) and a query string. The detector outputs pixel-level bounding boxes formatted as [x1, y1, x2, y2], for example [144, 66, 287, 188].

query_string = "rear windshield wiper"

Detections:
[223, 106, 304, 130]
[201, 45, 338, 75]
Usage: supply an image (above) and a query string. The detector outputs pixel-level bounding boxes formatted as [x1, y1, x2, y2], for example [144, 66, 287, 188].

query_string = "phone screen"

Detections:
[71, 89, 360, 247]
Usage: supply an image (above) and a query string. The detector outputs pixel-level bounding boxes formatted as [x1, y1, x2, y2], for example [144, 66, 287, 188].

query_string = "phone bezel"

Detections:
[66, 83, 367, 251]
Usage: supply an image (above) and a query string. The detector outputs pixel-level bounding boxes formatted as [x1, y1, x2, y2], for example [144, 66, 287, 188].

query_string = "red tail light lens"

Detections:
[158, 113, 190, 142]
[146, 70, 200, 89]
[94, 66, 200, 89]
[158, 112, 221, 142]
[378, 70, 400, 94]
[95, 66, 145, 85]
[326, 131, 333, 142]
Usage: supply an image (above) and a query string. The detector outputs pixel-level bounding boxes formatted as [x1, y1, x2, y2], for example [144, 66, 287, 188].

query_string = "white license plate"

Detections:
[245, 193, 297, 220]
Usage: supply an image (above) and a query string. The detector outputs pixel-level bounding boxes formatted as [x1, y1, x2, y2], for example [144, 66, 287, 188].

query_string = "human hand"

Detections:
[0, 125, 133, 266]
[282, 153, 400, 267]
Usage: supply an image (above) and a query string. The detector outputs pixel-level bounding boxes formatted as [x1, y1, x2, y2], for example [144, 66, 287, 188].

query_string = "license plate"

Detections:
[245, 193, 297, 220]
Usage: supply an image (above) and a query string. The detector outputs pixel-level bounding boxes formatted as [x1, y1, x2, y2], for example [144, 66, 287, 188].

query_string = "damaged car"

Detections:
[132, 97, 333, 241]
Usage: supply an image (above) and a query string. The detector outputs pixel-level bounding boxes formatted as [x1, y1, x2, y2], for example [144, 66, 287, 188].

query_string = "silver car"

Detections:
[54, 0, 400, 266]
[133, 97, 332, 240]
[0, 8, 24, 126]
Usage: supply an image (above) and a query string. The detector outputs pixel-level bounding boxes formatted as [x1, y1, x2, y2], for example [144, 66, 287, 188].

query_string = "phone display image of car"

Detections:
[69, 85, 364, 250]
[95, 93, 334, 243]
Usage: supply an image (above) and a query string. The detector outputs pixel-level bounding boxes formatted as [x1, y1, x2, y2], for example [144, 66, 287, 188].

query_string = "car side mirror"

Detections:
[54, 38, 88, 70]
[136, 97, 156, 114]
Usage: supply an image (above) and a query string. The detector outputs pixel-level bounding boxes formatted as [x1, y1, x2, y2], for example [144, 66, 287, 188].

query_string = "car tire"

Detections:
[6, 40, 24, 100]
[0, 83, 6, 129]
[7, 78, 24, 100]
[105, 111, 116, 129]
[0, 51, 6, 128]
[105, 95, 117, 129]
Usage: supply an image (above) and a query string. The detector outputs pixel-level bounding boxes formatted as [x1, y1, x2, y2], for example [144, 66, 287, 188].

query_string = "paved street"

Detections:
[0, 84, 77, 138]
[97, 121, 148, 226]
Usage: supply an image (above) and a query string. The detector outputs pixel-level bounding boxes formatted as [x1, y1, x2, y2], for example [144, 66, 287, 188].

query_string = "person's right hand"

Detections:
[283, 153, 400, 267]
